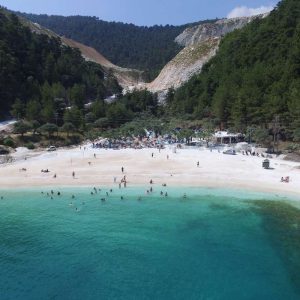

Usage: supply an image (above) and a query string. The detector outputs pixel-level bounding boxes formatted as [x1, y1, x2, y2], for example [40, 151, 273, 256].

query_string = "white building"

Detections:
[213, 131, 244, 144]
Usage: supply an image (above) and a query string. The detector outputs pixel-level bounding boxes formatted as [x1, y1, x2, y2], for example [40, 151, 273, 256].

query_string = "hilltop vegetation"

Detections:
[0, 8, 163, 149]
[19, 13, 216, 80]
[0, 7, 121, 120]
[169, 0, 300, 141]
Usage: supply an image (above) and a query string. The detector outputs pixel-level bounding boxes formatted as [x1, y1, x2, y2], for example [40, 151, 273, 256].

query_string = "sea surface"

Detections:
[0, 187, 300, 300]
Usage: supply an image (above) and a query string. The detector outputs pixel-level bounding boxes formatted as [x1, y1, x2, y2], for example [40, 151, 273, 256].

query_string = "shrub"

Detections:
[25, 142, 35, 150]
[3, 138, 15, 148]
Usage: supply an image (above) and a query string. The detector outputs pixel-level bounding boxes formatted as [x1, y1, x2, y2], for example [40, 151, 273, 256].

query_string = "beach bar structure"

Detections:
[213, 131, 244, 144]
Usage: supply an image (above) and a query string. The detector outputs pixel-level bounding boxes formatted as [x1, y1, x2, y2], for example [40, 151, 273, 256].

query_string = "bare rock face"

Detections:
[147, 15, 267, 95]
[147, 38, 220, 93]
[61, 38, 144, 88]
[175, 15, 265, 47]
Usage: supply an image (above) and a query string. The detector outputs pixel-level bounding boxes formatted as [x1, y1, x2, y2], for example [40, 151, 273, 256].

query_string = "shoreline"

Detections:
[0, 181, 299, 202]
[0, 184, 300, 204]
[0, 146, 299, 199]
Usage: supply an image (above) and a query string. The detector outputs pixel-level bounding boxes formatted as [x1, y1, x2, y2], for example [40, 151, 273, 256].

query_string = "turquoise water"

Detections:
[0, 187, 300, 299]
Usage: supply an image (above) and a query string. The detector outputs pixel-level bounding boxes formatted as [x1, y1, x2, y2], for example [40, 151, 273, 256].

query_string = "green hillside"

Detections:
[0, 8, 120, 121]
[169, 0, 300, 140]
[18, 13, 216, 80]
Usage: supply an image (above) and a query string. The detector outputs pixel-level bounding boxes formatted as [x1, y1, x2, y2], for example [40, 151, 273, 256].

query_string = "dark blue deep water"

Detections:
[0, 187, 300, 299]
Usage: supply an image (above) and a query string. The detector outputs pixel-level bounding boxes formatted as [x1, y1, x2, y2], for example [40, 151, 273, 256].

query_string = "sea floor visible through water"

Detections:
[0, 186, 300, 300]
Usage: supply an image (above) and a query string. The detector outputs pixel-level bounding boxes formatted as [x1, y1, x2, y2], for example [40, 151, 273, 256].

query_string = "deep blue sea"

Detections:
[0, 186, 300, 300]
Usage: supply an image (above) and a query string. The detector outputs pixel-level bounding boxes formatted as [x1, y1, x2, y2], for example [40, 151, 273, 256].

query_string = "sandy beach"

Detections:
[0, 145, 299, 196]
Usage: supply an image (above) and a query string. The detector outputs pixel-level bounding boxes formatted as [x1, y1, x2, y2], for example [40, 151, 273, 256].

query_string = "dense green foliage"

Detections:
[2, 0, 300, 149]
[169, 0, 300, 140]
[90, 89, 159, 128]
[19, 13, 216, 80]
[0, 8, 121, 119]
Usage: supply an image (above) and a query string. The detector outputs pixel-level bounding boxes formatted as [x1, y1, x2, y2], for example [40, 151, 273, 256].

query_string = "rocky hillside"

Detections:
[175, 15, 265, 47]
[61, 38, 144, 88]
[147, 15, 267, 94]
[147, 38, 219, 93]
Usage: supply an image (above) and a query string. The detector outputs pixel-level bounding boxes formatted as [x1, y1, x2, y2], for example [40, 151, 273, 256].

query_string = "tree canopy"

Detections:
[0, 8, 121, 120]
[169, 0, 300, 141]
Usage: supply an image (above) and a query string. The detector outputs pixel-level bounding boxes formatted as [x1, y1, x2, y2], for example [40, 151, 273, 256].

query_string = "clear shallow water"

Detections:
[0, 187, 300, 300]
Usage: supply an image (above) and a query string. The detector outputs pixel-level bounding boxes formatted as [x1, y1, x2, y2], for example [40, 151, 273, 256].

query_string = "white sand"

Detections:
[0, 146, 299, 197]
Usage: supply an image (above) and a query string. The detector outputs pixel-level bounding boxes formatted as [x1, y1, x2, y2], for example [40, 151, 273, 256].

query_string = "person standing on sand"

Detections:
[197, 161, 199, 167]
[121, 167, 124, 173]
[152, 153, 154, 158]
[72, 171, 75, 178]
